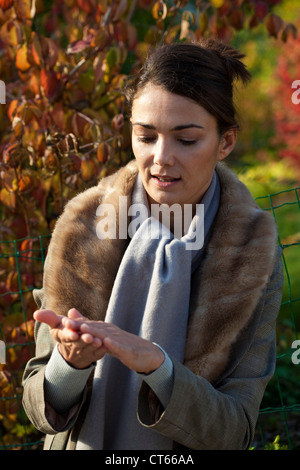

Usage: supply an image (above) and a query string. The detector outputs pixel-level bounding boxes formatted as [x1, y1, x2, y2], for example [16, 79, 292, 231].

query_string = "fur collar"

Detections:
[43, 160, 277, 384]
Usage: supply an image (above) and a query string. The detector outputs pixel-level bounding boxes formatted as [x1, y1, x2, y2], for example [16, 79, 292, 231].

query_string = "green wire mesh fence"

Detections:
[0, 186, 299, 450]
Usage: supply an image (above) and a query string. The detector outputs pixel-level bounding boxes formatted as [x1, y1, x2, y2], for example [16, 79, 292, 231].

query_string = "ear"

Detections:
[217, 128, 237, 161]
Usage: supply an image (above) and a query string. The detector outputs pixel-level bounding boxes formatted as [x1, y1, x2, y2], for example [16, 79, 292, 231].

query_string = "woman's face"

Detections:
[131, 83, 236, 210]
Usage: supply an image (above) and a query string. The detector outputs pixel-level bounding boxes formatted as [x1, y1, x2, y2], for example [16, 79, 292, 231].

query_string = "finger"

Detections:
[51, 326, 80, 343]
[79, 322, 113, 340]
[80, 334, 104, 348]
[80, 332, 95, 344]
[61, 316, 82, 331]
[67, 308, 86, 320]
[33, 309, 63, 328]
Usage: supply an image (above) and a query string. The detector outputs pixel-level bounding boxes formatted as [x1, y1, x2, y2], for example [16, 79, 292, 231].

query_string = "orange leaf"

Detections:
[6, 271, 18, 292]
[30, 33, 44, 67]
[43, 148, 58, 171]
[97, 142, 109, 163]
[28, 68, 41, 94]
[21, 319, 35, 339]
[16, 43, 31, 72]
[20, 238, 34, 263]
[18, 174, 34, 193]
[81, 158, 98, 181]
[7, 99, 18, 121]
[152, 0, 167, 20]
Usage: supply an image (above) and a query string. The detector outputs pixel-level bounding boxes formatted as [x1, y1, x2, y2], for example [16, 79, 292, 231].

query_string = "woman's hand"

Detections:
[34, 308, 165, 374]
[33, 309, 107, 369]
[78, 321, 165, 374]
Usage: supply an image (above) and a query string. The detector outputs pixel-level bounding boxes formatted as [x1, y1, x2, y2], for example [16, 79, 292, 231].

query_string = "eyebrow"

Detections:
[131, 122, 204, 131]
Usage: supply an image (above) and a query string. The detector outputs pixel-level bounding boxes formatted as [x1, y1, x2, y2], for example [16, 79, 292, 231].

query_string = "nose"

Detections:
[153, 137, 174, 166]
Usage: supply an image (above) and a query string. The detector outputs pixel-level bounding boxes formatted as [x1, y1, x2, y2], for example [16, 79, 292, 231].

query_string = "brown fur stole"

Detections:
[43, 160, 278, 384]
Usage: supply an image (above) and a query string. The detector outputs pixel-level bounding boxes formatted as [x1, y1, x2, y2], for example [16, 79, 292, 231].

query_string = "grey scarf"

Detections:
[76, 172, 220, 450]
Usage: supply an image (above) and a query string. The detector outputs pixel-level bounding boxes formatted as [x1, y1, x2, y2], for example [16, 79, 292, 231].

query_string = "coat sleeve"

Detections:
[137, 248, 283, 450]
[22, 288, 90, 435]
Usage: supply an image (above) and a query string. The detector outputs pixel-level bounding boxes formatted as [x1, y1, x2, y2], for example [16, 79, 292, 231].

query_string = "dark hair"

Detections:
[125, 39, 251, 135]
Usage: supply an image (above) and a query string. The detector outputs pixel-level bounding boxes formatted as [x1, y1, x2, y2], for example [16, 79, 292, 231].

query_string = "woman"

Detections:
[22, 39, 283, 450]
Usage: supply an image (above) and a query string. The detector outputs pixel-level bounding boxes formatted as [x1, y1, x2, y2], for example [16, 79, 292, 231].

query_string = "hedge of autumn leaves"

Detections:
[0, 0, 297, 448]
[274, 31, 300, 171]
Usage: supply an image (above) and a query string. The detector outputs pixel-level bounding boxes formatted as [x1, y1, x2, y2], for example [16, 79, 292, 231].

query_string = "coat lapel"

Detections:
[184, 163, 278, 383]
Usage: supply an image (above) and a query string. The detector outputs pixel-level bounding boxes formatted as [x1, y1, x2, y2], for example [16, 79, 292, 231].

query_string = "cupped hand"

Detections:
[34, 309, 165, 373]
[33, 308, 107, 369]
[79, 321, 165, 374]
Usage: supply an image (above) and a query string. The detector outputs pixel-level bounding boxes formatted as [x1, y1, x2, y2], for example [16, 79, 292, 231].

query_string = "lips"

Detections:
[151, 173, 181, 189]
[152, 174, 180, 182]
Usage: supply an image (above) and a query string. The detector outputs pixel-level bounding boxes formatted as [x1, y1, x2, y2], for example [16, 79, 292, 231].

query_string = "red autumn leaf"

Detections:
[77, 0, 94, 14]
[281, 23, 297, 42]
[45, 37, 59, 68]
[0, 282, 13, 307]
[249, 13, 261, 29]
[265, 13, 284, 38]
[69, 154, 81, 173]
[229, 9, 245, 30]
[0, 0, 13, 11]
[255, 1, 269, 20]
[40, 68, 59, 99]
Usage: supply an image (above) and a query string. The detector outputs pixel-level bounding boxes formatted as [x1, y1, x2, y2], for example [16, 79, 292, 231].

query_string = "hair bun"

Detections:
[197, 38, 252, 85]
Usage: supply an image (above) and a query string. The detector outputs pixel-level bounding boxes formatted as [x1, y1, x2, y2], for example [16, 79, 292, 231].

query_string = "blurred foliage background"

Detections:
[0, 0, 300, 450]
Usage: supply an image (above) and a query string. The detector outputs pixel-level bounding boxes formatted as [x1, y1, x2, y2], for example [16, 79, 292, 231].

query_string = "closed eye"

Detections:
[137, 136, 156, 143]
[178, 139, 197, 146]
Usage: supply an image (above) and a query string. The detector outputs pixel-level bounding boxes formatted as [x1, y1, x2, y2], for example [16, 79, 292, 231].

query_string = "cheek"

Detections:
[132, 142, 151, 164]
